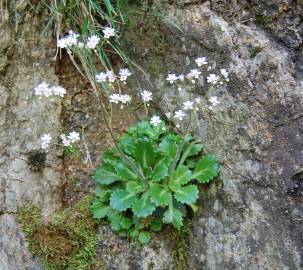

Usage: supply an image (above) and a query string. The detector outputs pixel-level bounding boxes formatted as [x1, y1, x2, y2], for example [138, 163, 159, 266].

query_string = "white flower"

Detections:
[34, 82, 51, 97]
[41, 134, 52, 149]
[150, 116, 161, 126]
[119, 94, 132, 104]
[64, 31, 79, 47]
[186, 69, 201, 80]
[119, 68, 131, 82]
[174, 110, 186, 121]
[178, 74, 185, 81]
[77, 42, 84, 48]
[209, 96, 220, 106]
[195, 97, 201, 104]
[106, 71, 116, 82]
[195, 57, 207, 66]
[96, 72, 108, 82]
[86, 35, 100, 49]
[60, 134, 71, 147]
[52, 86, 66, 97]
[165, 112, 172, 119]
[220, 68, 228, 78]
[109, 93, 120, 104]
[207, 74, 219, 84]
[141, 90, 152, 102]
[57, 38, 67, 48]
[103, 27, 116, 39]
[166, 73, 178, 84]
[183, 101, 194, 111]
[67, 131, 80, 143]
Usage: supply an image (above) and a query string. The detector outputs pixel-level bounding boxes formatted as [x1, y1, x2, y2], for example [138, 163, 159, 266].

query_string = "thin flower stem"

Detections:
[168, 111, 192, 177]
[91, 82, 146, 182]
[144, 102, 148, 117]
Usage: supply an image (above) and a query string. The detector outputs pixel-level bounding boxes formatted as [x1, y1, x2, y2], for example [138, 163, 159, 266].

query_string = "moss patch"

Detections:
[17, 196, 104, 270]
[171, 225, 191, 270]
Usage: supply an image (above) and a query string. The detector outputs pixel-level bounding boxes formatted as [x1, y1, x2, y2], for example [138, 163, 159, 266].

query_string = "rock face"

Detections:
[0, 5, 63, 270]
[125, 1, 303, 269]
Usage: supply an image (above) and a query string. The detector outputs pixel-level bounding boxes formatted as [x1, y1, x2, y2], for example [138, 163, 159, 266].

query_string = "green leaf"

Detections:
[179, 141, 203, 166]
[102, 150, 119, 166]
[159, 138, 178, 161]
[163, 206, 183, 230]
[174, 185, 199, 204]
[132, 192, 156, 217]
[110, 190, 137, 211]
[91, 201, 110, 219]
[151, 162, 168, 181]
[150, 184, 172, 206]
[95, 186, 111, 202]
[170, 166, 192, 191]
[129, 228, 139, 238]
[118, 134, 135, 155]
[115, 160, 138, 180]
[107, 209, 122, 231]
[192, 155, 220, 183]
[138, 231, 150, 244]
[120, 217, 133, 229]
[134, 138, 157, 168]
[93, 165, 120, 185]
[126, 181, 146, 194]
[150, 219, 163, 232]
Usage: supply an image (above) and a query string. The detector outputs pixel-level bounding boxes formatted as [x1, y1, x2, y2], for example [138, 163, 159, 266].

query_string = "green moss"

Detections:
[171, 225, 191, 270]
[17, 196, 105, 270]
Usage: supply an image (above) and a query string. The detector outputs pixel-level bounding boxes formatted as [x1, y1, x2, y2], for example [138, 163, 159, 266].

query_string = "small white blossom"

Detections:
[34, 82, 51, 97]
[52, 86, 66, 97]
[60, 134, 71, 147]
[174, 110, 186, 121]
[186, 69, 201, 80]
[207, 74, 220, 84]
[183, 101, 194, 111]
[119, 68, 131, 82]
[195, 97, 201, 104]
[165, 112, 172, 119]
[57, 38, 67, 48]
[106, 71, 116, 82]
[150, 116, 161, 126]
[195, 57, 207, 66]
[96, 72, 108, 82]
[109, 93, 121, 104]
[119, 94, 132, 104]
[41, 134, 52, 149]
[178, 74, 185, 81]
[209, 96, 220, 106]
[103, 27, 116, 39]
[86, 35, 100, 49]
[67, 131, 80, 143]
[141, 90, 152, 102]
[166, 73, 178, 84]
[64, 31, 79, 47]
[220, 68, 229, 81]
[77, 41, 84, 48]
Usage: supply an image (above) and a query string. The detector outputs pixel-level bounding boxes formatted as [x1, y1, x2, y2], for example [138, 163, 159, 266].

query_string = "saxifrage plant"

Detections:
[92, 120, 219, 243]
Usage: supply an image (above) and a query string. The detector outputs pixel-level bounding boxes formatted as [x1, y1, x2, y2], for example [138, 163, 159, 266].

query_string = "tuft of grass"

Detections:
[17, 196, 104, 270]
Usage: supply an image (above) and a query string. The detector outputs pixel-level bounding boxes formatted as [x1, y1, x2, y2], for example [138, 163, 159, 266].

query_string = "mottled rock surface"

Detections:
[124, 1, 303, 269]
[0, 5, 63, 270]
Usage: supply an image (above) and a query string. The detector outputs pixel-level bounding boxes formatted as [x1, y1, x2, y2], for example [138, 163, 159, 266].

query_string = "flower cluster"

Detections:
[109, 93, 132, 105]
[166, 56, 229, 86]
[34, 82, 66, 98]
[57, 27, 116, 50]
[60, 131, 81, 147]
[96, 68, 131, 84]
